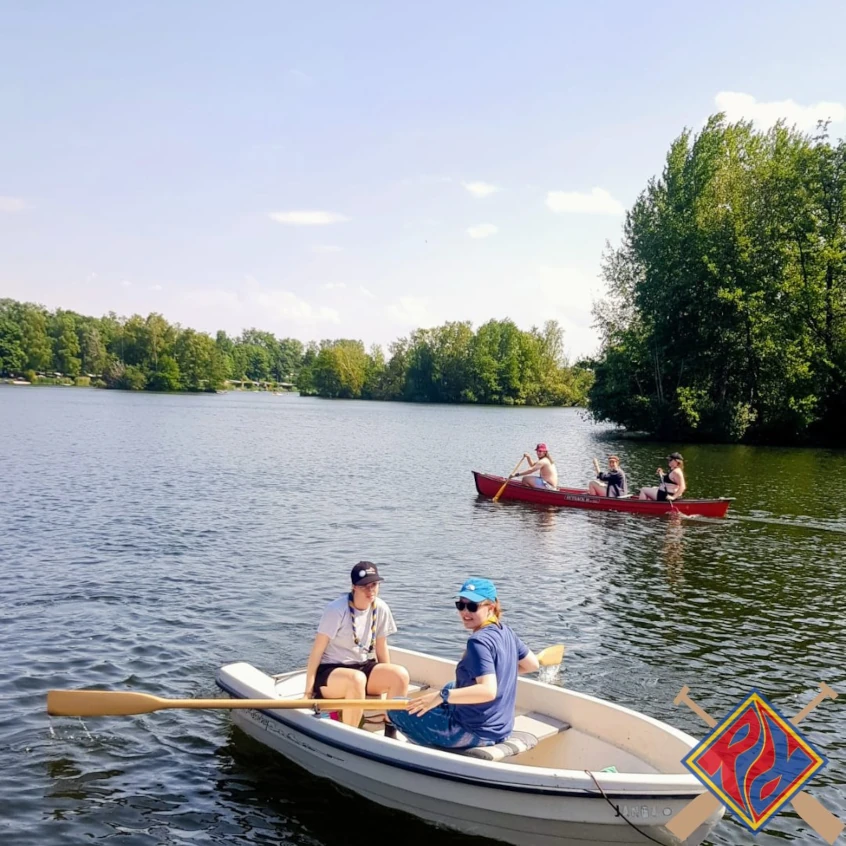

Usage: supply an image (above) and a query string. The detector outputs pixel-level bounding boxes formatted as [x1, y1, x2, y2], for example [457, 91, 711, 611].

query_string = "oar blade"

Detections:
[47, 689, 166, 717]
[537, 644, 565, 667]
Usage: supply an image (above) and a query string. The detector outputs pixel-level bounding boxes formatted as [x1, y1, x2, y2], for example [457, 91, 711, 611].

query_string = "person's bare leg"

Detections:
[320, 668, 367, 727]
[639, 486, 658, 500]
[588, 481, 606, 496]
[367, 664, 410, 699]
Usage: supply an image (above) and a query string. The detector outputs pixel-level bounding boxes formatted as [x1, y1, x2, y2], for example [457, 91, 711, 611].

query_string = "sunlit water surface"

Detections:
[1, 388, 844, 845]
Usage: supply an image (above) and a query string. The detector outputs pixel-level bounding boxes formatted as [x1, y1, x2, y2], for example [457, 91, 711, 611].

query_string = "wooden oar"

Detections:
[536, 644, 564, 666]
[46, 691, 413, 717]
[47, 645, 566, 718]
[493, 456, 526, 502]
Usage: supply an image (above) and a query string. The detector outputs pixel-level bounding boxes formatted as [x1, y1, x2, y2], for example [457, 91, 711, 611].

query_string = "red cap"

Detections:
[536, 443, 548, 452]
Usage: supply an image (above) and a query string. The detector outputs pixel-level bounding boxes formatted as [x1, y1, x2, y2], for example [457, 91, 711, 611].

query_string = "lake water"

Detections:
[1, 387, 844, 846]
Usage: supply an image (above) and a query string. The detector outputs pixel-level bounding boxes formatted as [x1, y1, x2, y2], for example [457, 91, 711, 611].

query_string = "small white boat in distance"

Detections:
[216, 647, 724, 846]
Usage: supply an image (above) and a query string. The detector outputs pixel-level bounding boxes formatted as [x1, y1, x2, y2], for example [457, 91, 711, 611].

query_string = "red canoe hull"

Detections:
[473, 471, 733, 518]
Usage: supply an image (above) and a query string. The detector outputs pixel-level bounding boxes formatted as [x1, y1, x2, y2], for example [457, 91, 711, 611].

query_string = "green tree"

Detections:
[0, 314, 26, 374]
[590, 114, 846, 444]
[53, 312, 81, 377]
[18, 304, 53, 371]
[175, 329, 225, 391]
[81, 324, 108, 375]
[313, 339, 369, 398]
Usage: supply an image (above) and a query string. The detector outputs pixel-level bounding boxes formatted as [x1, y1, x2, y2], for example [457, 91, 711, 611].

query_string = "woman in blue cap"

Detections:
[388, 577, 539, 749]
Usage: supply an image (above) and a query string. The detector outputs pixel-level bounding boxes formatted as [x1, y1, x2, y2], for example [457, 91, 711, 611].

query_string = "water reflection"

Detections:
[662, 513, 686, 587]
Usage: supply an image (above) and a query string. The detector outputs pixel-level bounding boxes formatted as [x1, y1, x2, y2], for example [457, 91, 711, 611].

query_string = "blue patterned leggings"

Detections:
[387, 684, 496, 750]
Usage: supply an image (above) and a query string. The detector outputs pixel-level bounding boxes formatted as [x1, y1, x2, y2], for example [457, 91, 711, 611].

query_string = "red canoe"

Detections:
[473, 471, 734, 518]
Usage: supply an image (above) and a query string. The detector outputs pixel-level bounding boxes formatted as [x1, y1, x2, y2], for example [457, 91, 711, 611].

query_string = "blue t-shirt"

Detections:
[453, 623, 529, 742]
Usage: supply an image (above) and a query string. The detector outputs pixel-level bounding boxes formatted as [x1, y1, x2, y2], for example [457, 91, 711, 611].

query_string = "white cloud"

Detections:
[269, 210, 349, 225]
[254, 290, 340, 324]
[714, 91, 846, 131]
[149, 284, 163, 291]
[466, 223, 499, 239]
[323, 282, 347, 290]
[312, 244, 343, 253]
[120, 280, 132, 288]
[462, 181, 500, 198]
[359, 286, 376, 299]
[0, 196, 26, 212]
[464, 265, 602, 360]
[546, 187, 624, 215]
[184, 284, 340, 328]
[385, 296, 437, 328]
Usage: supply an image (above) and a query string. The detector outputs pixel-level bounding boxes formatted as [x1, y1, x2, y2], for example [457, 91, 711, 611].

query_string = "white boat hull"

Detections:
[217, 648, 724, 846]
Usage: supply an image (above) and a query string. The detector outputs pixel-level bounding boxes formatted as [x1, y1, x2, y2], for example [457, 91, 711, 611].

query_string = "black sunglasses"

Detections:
[455, 600, 482, 612]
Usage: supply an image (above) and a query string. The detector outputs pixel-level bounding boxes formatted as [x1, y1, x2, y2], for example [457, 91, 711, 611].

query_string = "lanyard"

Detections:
[348, 593, 376, 654]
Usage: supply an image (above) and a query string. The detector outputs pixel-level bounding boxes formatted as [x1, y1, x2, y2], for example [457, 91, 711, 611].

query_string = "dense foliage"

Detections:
[0, 299, 302, 392]
[589, 116, 846, 444]
[298, 320, 592, 406]
[0, 300, 591, 406]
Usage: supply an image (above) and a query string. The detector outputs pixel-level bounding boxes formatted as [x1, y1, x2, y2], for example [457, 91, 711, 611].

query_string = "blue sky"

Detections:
[2, 1, 845, 360]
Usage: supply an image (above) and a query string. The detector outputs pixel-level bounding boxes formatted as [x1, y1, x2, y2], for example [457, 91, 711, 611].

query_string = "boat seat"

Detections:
[455, 712, 571, 762]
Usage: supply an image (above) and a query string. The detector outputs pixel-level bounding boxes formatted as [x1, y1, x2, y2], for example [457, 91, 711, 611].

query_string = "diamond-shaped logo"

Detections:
[682, 689, 827, 833]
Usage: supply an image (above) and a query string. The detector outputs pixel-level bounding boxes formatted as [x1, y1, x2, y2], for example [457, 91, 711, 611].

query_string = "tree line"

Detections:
[0, 299, 591, 406]
[589, 115, 846, 445]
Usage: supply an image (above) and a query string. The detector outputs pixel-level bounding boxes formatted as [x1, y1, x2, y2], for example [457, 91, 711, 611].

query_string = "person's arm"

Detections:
[304, 633, 330, 698]
[407, 674, 497, 715]
[669, 471, 686, 500]
[374, 635, 390, 665]
[518, 651, 540, 674]
[513, 457, 539, 477]
[373, 601, 398, 664]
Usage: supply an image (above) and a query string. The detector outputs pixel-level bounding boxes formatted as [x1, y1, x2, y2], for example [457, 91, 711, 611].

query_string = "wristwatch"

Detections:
[439, 686, 451, 705]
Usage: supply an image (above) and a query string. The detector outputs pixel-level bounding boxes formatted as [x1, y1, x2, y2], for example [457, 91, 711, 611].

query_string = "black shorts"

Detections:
[314, 659, 377, 698]
[657, 488, 669, 502]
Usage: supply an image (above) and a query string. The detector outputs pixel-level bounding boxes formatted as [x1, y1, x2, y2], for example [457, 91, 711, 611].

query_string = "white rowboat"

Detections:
[216, 647, 724, 846]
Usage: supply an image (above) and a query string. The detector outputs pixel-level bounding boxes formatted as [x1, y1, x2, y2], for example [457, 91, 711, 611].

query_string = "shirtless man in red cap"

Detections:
[512, 443, 559, 489]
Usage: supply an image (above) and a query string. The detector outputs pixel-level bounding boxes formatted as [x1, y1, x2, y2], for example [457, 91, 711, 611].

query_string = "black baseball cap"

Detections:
[351, 562, 384, 586]
[667, 452, 684, 461]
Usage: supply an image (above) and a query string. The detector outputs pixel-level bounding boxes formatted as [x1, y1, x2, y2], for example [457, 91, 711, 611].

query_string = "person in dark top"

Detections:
[588, 455, 628, 497]
[387, 577, 539, 749]
[639, 453, 687, 501]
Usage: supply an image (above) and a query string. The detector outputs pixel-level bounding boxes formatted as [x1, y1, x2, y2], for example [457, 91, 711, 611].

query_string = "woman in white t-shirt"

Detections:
[304, 562, 409, 728]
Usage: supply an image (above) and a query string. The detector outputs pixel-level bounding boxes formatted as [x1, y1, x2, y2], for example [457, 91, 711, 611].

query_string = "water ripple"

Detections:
[1, 389, 844, 846]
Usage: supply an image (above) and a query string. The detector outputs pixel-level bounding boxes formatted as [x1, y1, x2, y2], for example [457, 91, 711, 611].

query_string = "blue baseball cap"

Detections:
[456, 577, 497, 603]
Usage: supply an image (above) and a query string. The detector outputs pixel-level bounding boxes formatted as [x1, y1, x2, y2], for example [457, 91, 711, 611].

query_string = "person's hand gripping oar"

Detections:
[493, 455, 527, 503]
